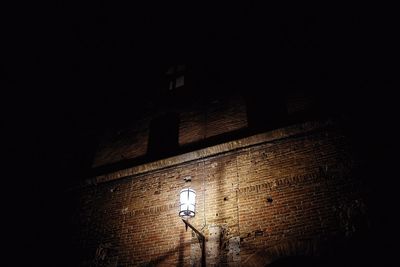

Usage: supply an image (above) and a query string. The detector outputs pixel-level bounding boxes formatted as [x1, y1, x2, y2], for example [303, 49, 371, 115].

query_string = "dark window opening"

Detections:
[147, 113, 180, 159]
[165, 64, 186, 91]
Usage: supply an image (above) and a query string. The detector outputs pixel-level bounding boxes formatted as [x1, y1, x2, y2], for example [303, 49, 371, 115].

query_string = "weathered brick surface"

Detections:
[203, 95, 247, 140]
[92, 95, 247, 168]
[178, 95, 247, 146]
[71, 120, 368, 266]
[179, 106, 206, 146]
[286, 91, 315, 115]
[92, 118, 151, 168]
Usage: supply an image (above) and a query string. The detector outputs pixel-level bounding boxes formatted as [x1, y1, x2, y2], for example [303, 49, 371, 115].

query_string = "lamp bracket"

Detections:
[182, 219, 206, 267]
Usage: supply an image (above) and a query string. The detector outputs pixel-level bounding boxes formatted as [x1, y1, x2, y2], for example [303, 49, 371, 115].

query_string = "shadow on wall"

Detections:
[267, 256, 321, 267]
[178, 227, 185, 267]
[147, 112, 180, 159]
[144, 228, 188, 267]
[242, 230, 377, 267]
[266, 253, 368, 267]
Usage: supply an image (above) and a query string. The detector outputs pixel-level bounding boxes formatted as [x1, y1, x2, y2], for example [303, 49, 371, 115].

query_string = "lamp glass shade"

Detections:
[179, 188, 196, 218]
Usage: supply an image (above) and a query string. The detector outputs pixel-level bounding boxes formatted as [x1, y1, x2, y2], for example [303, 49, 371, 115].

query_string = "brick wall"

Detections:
[92, 94, 248, 168]
[70, 120, 369, 266]
[179, 94, 247, 146]
[92, 117, 151, 168]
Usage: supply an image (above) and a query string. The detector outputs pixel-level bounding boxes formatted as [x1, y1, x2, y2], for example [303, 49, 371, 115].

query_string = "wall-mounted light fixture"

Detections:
[179, 188, 196, 218]
[179, 187, 205, 267]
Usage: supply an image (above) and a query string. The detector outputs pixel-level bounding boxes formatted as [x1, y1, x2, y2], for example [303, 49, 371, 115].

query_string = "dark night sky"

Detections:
[4, 3, 393, 183]
[2, 2, 396, 265]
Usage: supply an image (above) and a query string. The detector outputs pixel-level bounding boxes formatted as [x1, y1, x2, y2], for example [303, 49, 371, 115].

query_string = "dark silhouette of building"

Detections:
[4, 3, 395, 266]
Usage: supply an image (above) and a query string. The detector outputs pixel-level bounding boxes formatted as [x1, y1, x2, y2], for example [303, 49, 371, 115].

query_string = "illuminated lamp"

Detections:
[179, 188, 196, 218]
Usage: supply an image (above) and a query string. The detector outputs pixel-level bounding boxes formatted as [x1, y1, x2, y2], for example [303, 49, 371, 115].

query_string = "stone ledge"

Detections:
[84, 119, 333, 186]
